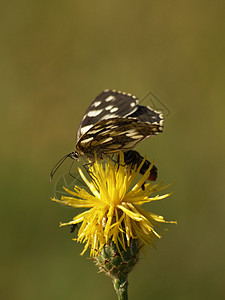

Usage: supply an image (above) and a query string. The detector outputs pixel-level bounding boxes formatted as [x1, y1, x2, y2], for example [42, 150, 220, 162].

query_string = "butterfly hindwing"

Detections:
[129, 105, 163, 125]
[76, 117, 162, 159]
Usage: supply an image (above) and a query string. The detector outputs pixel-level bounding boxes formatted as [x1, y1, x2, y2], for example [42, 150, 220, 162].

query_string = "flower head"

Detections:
[51, 153, 176, 257]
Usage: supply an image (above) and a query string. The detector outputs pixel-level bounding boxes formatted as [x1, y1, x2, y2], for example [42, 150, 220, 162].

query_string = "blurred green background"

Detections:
[1, 1, 224, 299]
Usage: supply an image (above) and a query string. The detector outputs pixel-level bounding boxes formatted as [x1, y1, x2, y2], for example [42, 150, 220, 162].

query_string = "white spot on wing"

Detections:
[146, 105, 163, 115]
[80, 137, 94, 144]
[101, 114, 119, 120]
[159, 119, 164, 126]
[130, 135, 144, 139]
[105, 105, 113, 110]
[87, 109, 103, 117]
[101, 130, 112, 135]
[101, 137, 113, 143]
[80, 124, 94, 136]
[110, 107, 118, 113]
[125, 129, 139, 137]
[92, 101, 101, 107]
[130, 102, 136, 107]
[105, 96, 115, 102]
[87, 129, 102, 135]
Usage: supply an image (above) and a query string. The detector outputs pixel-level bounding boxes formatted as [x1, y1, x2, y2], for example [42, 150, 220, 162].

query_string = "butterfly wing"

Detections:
[76, 117, 162, 159]
[129, 105, 164, 125]
[76, 90, 139, 140]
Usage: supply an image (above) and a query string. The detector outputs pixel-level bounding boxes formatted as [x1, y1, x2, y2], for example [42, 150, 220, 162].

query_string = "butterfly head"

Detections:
[69, 151, 79, 160]
[50, 150, 79, 183]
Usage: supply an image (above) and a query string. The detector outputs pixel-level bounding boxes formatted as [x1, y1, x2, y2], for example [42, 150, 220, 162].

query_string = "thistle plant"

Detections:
[51, 153, 176, 299]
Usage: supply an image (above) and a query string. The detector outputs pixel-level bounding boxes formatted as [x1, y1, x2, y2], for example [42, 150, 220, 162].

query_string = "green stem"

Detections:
[113, 278, 128, 300]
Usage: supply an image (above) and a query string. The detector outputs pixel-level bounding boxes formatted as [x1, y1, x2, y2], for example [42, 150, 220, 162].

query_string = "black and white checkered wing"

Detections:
[129, 105, 164, 126]
[76, 90, 139, 140]
[76, 117, 163, 160]
[50, 90, 164, 182]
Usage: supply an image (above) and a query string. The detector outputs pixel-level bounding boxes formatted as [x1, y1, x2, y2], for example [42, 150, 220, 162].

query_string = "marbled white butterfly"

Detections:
[50, 90, 163, 182]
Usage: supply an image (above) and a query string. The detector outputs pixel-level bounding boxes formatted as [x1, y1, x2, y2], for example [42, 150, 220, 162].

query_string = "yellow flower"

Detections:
[51, 153, 176, 257]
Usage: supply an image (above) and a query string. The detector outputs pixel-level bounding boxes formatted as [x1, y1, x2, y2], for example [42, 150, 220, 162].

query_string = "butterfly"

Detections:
[50, 90, 163, 182]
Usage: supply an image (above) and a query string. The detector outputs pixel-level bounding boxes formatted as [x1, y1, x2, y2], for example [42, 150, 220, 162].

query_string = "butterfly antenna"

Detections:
[83, 163, 100, 191]
[50, 153, 73, 183]
[68, 160, 85, 186]
[68, 159, 76, 178]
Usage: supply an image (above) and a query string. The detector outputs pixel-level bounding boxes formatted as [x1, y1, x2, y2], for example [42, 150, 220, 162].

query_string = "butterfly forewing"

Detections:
[77, 90, 139, 140]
